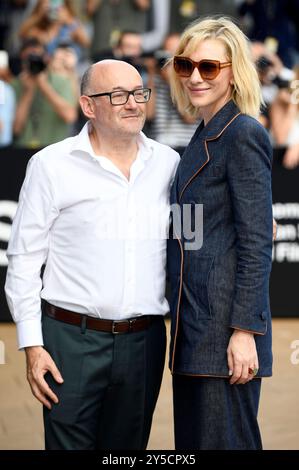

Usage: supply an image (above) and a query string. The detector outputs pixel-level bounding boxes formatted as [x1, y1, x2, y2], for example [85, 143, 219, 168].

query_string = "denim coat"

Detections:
[167, 100, 273, 377]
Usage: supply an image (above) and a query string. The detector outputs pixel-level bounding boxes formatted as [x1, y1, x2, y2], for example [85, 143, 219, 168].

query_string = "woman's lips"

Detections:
[188, 88, 210, 94]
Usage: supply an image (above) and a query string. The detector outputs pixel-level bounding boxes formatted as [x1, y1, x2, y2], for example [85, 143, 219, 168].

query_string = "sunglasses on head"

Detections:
[173, 56, 232, 80]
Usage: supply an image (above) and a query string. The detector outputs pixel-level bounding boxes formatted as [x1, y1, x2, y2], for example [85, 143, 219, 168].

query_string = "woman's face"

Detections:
[180, 38, 234, 124]
[38, 0, 50, 14]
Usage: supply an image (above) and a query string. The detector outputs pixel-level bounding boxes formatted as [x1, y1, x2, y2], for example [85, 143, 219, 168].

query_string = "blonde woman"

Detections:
[167, 17, 273, 449]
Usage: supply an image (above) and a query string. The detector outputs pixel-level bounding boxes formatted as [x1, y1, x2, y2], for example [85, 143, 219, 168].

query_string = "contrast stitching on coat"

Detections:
[178, 112, 241, 202]
[178, 156, 209, 202]
[208, 112, 242, 141]
[231, 325, 267, 336]
[170, 228, 184, 374]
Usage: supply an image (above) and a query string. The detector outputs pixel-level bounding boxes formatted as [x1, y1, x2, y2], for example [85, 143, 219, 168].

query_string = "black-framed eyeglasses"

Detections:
[87, 87, 151, 105]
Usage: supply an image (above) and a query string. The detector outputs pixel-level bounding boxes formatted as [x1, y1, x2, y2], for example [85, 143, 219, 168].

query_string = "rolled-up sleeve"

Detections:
[227, 119, 273, 335]
[5, 154, 59, 349]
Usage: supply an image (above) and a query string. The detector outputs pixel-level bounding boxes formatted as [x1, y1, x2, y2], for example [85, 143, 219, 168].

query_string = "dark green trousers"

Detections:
[42, 313, 166, 450]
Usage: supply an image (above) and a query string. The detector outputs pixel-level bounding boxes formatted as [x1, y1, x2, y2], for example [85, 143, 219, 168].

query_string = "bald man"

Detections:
[5, 60, 180, 450]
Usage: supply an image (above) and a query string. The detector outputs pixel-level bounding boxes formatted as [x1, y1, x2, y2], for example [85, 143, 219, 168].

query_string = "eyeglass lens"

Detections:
[111, 88, 150, 104]
[174, 58, 219, 79]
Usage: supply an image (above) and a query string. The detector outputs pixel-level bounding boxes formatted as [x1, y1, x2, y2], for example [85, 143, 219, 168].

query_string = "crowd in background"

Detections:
[0, 0, 299, 168]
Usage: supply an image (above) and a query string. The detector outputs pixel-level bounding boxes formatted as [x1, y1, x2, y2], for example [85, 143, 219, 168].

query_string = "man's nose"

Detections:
[125, 93, 138, 108]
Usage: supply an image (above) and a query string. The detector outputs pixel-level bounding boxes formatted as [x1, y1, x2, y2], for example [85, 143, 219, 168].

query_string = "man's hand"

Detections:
[134, 0, 150, 10]
[227, 330, 258, 385]
[273, 218, 277, 241]
[19, 71, 37, 93]
[86, 0, 101, 16]
[13, 72, 37, 135]
[25, 346, 64, 409]
[283, 143, 299, 170]
[35, 71, 48, 89]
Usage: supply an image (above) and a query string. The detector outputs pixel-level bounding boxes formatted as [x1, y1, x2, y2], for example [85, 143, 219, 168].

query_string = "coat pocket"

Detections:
[183, 254, 214, 319]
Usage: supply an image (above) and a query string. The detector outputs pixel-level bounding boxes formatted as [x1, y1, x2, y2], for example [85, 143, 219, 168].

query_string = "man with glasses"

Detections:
[5, 59, 180, 450]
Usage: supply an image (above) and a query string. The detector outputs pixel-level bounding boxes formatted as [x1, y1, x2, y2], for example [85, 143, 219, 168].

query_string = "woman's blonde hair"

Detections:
[169, 16, 263, 118]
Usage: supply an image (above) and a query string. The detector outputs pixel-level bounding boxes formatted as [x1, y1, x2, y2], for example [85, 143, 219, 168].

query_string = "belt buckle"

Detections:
[111, 318, 137, 334]
[112, 320, 123, 335]
[129, 318, 137, 332]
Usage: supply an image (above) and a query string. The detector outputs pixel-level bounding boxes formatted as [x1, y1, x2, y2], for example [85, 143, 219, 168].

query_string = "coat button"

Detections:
[260, 311, 267, 321]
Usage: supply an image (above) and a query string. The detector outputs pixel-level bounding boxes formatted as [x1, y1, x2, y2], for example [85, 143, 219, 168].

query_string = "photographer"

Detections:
[270, 65, 299, 169]
[87, 0, 150, 60]
[251, 41, 294, 128]
[19, 0, 90, 61]
[13, 38, 77, 148]
[92, 30, 153, 101]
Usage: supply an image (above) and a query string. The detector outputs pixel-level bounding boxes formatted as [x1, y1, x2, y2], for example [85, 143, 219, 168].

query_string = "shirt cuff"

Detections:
[16, 319, 44, 350]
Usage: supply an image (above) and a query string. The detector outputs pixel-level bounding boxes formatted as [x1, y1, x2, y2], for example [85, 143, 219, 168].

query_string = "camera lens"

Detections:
[26, 54, 47, 75]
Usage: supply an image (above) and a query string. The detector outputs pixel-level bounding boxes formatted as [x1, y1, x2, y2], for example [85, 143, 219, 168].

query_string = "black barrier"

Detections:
[0, 147, 35, 321]
[271, 149, 299, 316]
[0, 147, 298, 322]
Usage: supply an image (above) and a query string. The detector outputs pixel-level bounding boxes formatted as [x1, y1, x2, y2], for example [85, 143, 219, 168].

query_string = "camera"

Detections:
[25, 54, 47, 75]
[154, 50, 172, 69]
[272, 76, 290, 89]
[256, 55, 290, 89]
[121, 55, 148, 76]
[256, 56, 274, 73]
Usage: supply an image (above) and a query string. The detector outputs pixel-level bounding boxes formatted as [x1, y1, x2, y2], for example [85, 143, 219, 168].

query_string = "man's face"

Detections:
[118, 34, 142, 58]
[50, 47, 77, 73]
[88, 63, 146, 138]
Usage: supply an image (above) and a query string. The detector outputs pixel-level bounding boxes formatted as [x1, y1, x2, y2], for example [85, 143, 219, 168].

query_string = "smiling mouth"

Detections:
[189, 88, 210, 92]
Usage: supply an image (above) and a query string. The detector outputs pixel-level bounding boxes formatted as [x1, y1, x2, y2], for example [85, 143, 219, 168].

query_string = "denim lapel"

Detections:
[175, 100, 241, 202]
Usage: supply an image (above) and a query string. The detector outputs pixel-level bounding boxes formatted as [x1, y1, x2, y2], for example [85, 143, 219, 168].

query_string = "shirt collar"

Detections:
[136, 131, 154, 161]
[70, 121, 154, 162]
[69, 121, 97, 159]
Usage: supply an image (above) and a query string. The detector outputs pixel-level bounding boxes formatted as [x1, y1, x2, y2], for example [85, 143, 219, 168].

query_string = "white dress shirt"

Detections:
[5, 122, 180, 349]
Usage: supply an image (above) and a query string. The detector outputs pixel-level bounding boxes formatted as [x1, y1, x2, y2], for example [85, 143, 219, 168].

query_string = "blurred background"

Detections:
[0, 0, 299, 449]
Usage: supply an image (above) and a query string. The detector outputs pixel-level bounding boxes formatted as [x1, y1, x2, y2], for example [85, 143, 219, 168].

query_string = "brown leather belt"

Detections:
[44, 302, 156, 334]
